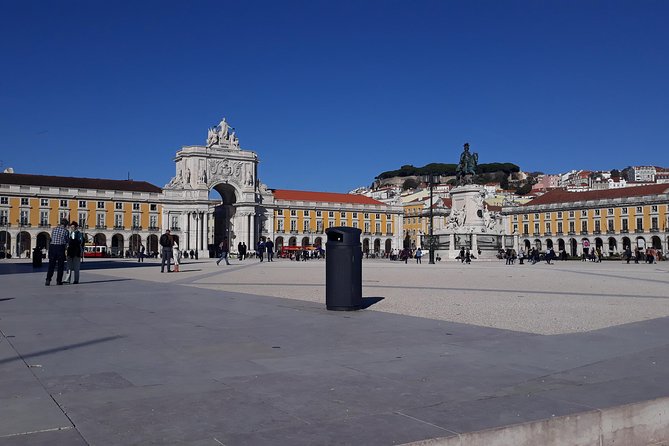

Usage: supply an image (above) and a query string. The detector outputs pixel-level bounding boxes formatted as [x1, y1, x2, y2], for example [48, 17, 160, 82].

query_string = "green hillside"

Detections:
[375, 162, 520, 180]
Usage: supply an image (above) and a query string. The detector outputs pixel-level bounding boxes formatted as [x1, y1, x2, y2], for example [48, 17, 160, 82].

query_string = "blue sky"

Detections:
[1, 1, 668, 192]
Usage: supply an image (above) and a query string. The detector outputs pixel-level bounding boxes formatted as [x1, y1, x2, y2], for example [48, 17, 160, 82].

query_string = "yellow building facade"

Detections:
[503, 184, 669, 256]
[270, 189, 403, 255]
[402, 200, 426, 249]
[0, 173, 163, 258]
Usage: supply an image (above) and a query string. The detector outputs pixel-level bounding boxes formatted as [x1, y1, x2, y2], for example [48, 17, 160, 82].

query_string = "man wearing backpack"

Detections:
[159, 229, 174, 273]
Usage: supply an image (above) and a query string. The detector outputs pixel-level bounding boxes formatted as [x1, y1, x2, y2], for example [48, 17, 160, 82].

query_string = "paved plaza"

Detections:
[1, 256, 669, 445]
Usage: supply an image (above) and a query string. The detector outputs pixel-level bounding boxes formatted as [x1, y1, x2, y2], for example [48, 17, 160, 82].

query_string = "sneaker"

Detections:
[45, 280, 50, 286]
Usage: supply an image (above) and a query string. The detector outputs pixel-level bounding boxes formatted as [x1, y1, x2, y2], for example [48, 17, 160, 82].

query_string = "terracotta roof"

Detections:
[272, 189, 385, 205]
[0, 173, 162, 193]
[523, 184, 669, 206]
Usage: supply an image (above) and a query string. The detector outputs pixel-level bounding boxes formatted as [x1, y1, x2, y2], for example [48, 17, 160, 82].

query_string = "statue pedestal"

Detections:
[449, 185, 486, 229]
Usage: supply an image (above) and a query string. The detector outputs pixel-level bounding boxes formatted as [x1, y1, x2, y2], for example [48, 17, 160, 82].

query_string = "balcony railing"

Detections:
[96, 225, 107, 230]
[567, 231, 576, 235]
[621, 229, 629, 233]
[580, 231, 589, 235]
[170, 226, 181, 231]
[385, 232, 393, 236]
[114, 225, 125, 230]
[606, 230, 615, 234]
[634, 229, 644, 233]
[39, 223, 51, 228]
[650, 227, 659, 233]
[289, 230, 298, 234]
[533, 232, 540, 236]
[148, 226, 160, 231]
[593, 230, 601, 235]
[132, 225, 142, 231]
[375, 232, 383, 236]
[275, 229, 285, 233]
[544, 231, 552, 236]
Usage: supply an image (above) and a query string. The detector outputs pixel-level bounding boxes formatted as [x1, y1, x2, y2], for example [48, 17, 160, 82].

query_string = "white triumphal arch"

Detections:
[162, 118, 273, 256]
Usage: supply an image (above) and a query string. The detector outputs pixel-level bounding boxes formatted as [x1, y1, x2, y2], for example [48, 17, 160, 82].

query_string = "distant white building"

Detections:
[625, 166, 657, 183]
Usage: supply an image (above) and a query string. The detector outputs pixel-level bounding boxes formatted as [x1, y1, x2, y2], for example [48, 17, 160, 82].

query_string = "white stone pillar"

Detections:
[449, 233, 457, 259]
[471, 233, 478, 256]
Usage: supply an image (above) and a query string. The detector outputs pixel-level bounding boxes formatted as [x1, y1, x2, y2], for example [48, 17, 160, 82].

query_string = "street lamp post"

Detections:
[16, 219, 22, 258]
[1, 218, 9, 258]
[423, 174, 440, 264]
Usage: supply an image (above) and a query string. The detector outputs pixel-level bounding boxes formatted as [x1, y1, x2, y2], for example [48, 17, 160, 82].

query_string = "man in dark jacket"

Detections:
[265, 239, 274, 262]
[159, 229, 174, 272]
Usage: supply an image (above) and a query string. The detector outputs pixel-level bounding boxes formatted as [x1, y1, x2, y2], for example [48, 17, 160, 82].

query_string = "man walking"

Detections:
[217, 237, 230, 265]
[45, 218, 70, 286]
[159, 229, 174, 273]
[257, 239, 266, 262]
[265, 238, 274, 262]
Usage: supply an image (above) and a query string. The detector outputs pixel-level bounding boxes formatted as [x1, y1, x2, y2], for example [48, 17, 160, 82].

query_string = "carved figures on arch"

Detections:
[208, 159, 245, 185]
[206, 118, 235, 148]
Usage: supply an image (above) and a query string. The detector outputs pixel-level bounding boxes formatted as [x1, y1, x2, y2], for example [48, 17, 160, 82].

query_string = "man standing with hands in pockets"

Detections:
[160, 229, 174, 273]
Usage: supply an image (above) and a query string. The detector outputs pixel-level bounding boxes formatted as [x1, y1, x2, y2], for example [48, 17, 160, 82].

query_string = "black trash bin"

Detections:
[32, 248, 43, 268]
[325, 226, 362, 311]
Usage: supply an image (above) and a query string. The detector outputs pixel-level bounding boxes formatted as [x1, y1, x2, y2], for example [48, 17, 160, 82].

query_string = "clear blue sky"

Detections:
[1, 1, 668, 192]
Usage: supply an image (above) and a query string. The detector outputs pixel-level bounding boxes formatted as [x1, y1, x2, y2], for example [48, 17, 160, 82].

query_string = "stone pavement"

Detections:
[1, 257, 669, 445]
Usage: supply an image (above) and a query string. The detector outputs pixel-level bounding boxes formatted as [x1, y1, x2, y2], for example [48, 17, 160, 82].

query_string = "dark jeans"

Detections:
[161, 247, 173, 272]
[46, 244, 67, 283]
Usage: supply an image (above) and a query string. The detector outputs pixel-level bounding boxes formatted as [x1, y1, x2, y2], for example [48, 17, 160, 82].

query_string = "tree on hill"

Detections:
[376, 162, 519, 180]
[402, 178, 419, 190]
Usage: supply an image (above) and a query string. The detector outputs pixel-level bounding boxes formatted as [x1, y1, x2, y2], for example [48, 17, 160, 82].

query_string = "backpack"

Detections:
[160, 234, 171, 247]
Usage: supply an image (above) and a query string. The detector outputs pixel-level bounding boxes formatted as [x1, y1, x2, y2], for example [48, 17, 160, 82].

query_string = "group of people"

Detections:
[624, 246, 663, 264]
[456, 247, 476, 264]
[159, 229, 184, 272]
[501, 247, 560, 265]
[216, 238, 277, 265]
[45, 218, 84, 286]
[255, 239, 275, 262]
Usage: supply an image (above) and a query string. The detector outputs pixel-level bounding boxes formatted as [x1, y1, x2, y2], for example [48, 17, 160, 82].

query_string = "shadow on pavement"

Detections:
[0, 259, 196, 275]
[78, 278, 134, 285]
[361, 296, 385, 309]
[0, 335, 125, 365]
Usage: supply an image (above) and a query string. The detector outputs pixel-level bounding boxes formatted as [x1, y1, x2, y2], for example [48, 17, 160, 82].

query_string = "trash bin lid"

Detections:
[326, 226, 361, 245]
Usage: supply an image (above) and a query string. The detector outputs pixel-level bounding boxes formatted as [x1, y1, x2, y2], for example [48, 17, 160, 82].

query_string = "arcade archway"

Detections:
[147, 234, 159, 255]
[17, 232, 31, 257]
[210, 182, 238, 252]
[36, 232, 51, 249]
[112, 234, 124, 257]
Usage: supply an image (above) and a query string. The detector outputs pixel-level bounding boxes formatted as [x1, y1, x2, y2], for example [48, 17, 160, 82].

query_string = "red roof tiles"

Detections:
[523, 184, 669, 206]
[272, 189, 385, 205]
